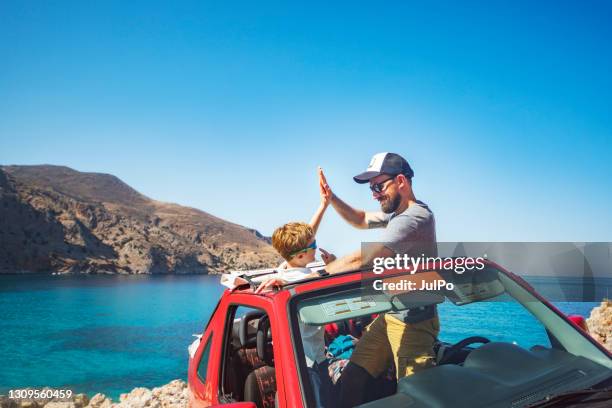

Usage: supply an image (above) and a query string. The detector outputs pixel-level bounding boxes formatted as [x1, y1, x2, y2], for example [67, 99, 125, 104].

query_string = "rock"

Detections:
[72, 395, 89, 408]
[85, 394, 112, 408]
[0, 395, 19, 408]
[117, 388, 153, 408]
[586, 299, 612, 352]
[150, 380, 188, 408]
[44, 403, 75, 408]
[1, 381, 189, 408]
[109, 380, 188, 408]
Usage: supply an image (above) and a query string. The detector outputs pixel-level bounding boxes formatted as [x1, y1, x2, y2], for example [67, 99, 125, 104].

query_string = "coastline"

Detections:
[0, 380, 189, 408]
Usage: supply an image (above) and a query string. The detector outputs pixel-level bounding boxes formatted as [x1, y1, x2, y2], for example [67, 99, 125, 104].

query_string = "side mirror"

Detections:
[209, 403, 257, 408]
[567, 314, 590, 333]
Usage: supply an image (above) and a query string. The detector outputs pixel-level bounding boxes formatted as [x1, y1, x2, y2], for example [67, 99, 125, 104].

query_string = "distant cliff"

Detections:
[0, 165, 280, 274]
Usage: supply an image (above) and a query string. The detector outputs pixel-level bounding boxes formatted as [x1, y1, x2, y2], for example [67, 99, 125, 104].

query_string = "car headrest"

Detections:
[239, 310, 265, 347]
[256, 314, 273, 366]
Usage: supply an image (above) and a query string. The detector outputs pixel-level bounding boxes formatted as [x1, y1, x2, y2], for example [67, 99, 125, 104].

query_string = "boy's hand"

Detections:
[254, 277, 288, 294]
[318, 167, 333, 207]
[320, 248, 336, 264]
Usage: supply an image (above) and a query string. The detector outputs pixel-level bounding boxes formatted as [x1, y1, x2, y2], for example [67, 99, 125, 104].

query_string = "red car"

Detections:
[187, 260, 612, 408]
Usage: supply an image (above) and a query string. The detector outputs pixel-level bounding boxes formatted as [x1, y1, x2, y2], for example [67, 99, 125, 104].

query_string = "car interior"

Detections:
[218, 266, 611, 408]
[294, 267, 612, 408]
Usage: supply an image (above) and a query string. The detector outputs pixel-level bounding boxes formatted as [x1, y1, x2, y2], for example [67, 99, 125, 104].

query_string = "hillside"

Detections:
[0, 165, 280, 274]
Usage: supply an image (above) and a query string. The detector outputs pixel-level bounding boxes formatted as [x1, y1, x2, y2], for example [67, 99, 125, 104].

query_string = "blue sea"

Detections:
[0, 274, 609, 399]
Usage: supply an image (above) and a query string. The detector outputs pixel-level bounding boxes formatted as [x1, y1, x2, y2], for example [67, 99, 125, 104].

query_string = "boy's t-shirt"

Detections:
[220, 266, 326, 368]
[276, 268, 326, 368]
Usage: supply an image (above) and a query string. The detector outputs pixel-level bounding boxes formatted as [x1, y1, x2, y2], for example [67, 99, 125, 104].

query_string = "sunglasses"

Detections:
[289, 240, 317, 258]
[369, 176, 396, 194]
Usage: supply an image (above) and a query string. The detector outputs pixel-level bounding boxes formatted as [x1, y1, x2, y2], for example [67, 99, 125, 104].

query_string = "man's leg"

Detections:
[339, 315, 392, 407]
[385, 314, 440, 379]
[338, 362, 374, 408]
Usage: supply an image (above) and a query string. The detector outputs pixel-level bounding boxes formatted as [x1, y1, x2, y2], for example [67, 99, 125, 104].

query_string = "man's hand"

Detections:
[319, 248, 336, 264]
[254, 277, 288, 294]
[319, 167, 333, 207]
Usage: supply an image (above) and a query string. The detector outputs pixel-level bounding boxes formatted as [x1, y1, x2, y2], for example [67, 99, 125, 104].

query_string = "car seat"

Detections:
[244, 315, 276, 408]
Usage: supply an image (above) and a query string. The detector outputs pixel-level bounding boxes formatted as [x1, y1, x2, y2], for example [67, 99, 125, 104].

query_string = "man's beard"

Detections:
[380, 193, 401, 214]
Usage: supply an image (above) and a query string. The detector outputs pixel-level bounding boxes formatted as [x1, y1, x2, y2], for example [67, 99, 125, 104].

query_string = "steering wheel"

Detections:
[437, 336, 491, 365]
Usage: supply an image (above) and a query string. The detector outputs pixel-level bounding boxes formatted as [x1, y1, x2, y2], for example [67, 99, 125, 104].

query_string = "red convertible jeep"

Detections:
[187, 260, 612, 408]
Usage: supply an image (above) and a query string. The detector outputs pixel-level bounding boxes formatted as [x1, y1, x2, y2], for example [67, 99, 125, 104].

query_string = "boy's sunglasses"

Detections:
[369, 176, 396, 194]
[289, 240, 317, 257]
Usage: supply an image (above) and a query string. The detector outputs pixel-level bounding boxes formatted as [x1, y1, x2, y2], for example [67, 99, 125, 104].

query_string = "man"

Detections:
[321, 152, 439, 407]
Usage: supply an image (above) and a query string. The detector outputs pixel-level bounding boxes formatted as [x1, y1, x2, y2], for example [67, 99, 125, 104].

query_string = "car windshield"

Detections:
[290, 263, 612, 408]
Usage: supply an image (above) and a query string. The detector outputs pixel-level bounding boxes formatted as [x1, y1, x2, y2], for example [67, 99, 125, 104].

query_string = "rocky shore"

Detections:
[0, 380, 189, 408]
[586, 299, 612, 352]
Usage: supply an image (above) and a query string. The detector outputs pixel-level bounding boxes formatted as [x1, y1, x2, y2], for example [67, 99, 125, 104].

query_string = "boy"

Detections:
[220, 168, 334, 290]
[254, 168, 335, 291]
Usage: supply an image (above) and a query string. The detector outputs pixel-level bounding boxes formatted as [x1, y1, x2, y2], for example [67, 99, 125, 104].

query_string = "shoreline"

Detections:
[0, 380, 189, 408]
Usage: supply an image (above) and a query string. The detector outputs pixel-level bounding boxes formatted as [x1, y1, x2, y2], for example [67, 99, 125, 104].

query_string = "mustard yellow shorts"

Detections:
[349, 313, 440, 379]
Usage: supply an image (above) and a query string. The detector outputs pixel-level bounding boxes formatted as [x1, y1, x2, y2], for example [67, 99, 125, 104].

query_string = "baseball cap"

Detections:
[353, 152, 414, 184]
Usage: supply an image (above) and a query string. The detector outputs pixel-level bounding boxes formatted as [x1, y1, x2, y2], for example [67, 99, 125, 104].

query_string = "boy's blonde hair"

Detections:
[272, 222, 314, 261]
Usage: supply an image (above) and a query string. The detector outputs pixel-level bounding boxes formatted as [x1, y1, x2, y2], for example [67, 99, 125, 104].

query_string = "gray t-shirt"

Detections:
[369, 200, 437, 257]
[367, 200, 438, 323]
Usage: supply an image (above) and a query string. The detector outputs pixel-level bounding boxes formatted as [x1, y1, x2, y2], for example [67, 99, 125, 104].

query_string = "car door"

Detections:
[189, 298, 226, 407]
[189, 293, 286, 407]
[217, 294, 284, 407]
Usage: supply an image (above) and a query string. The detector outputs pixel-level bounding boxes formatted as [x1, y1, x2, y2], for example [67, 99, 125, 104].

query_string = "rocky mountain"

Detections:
[0, 165, 280, 274]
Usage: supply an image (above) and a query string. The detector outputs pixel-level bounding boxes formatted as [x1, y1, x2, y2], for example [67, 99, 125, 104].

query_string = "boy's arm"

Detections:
[309, 201, 328, 236]
[254, 271, 320, 293]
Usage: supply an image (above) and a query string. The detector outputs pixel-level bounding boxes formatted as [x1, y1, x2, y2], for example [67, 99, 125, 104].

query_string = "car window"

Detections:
[196, 334, 213, 383]
[235, 305, 260, 319]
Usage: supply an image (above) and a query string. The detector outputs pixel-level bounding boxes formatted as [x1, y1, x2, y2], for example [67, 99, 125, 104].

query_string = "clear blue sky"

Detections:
[1, 1, 611, 256]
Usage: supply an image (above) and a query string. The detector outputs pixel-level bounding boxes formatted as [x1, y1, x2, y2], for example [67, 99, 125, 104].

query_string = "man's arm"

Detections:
[318, 168, 368, 229]
[324, 244, 394, 274]
[329, 194, 369, 229]
[319, 168, 388, 230]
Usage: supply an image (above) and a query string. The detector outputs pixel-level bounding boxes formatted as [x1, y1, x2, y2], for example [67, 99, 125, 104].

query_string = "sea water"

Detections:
[0, 274, 223, 399]
[0, 274, 608, 399]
